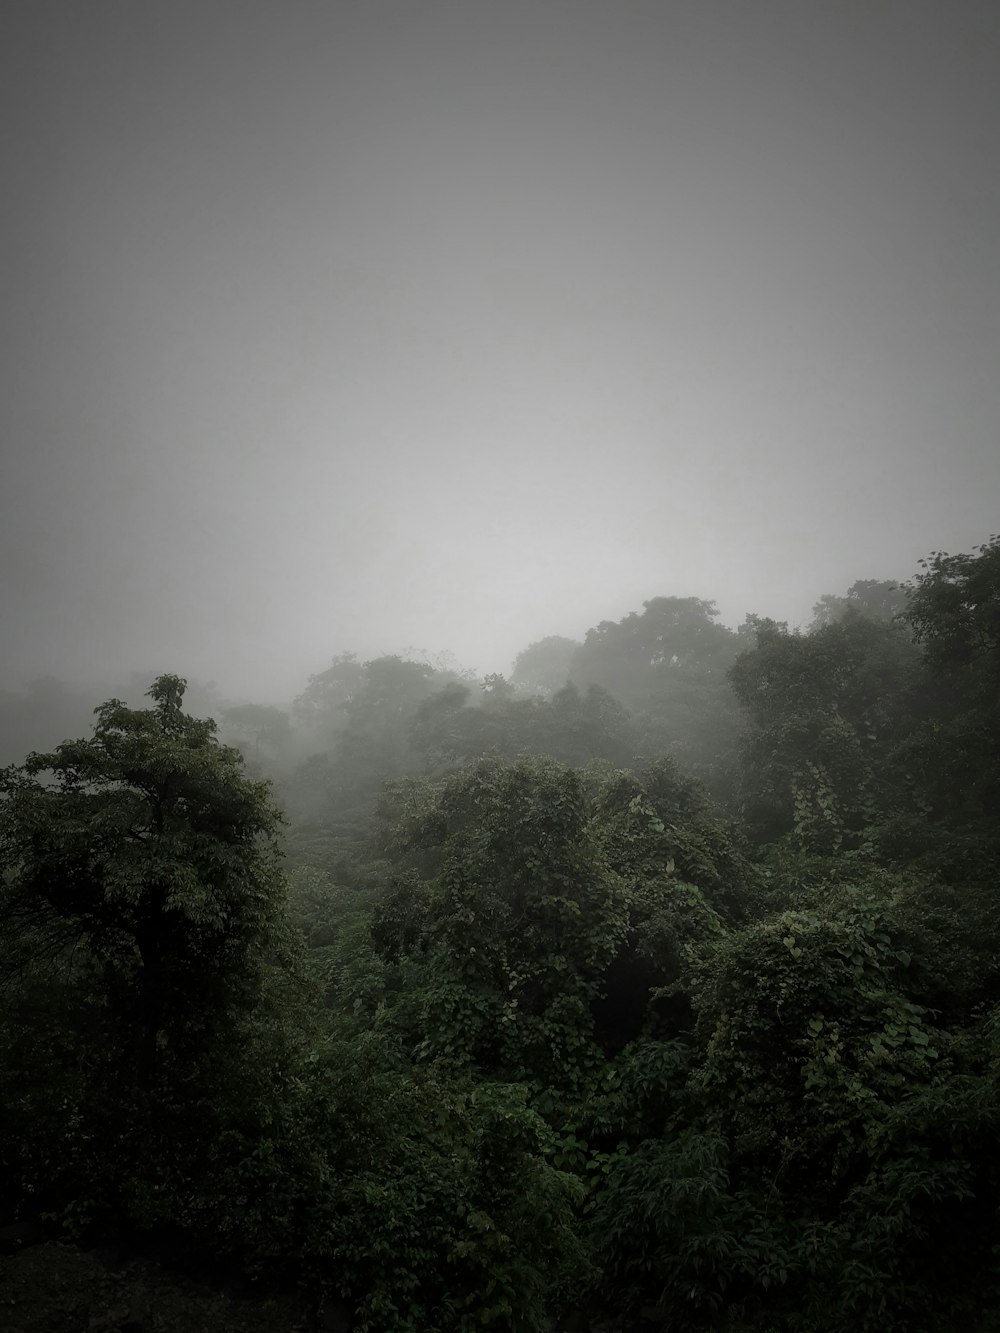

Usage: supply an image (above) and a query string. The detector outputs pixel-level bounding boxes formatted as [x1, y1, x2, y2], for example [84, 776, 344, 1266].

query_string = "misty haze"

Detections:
[1, 3, 999, 1330]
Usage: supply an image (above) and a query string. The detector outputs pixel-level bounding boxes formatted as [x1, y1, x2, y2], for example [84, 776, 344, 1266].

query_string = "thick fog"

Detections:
[2, 1, 999, 703]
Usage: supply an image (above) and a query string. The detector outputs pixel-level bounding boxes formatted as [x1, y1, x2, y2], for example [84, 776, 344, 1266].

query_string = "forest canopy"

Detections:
[1, 538, 999, 1332]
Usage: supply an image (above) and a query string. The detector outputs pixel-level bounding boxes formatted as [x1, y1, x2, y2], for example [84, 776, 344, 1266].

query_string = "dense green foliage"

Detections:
[2, 540, 999, 1330]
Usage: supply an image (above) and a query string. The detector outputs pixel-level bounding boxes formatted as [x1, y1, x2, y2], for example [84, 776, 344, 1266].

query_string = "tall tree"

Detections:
[571, 597, 742, 789]
[729, 615, 919, 850]
[891, 537, 1000, 865]
[511, 635, 581, 698]
[902, 537, 1000, 669]
[810, 578, 909, 630]
[0, 674, 288, 1081]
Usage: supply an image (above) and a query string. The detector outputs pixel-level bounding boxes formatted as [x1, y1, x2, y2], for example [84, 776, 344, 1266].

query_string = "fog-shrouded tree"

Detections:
[291, 651, 366, 742]
[407, 678, 637, 774]
[809, 579, 909, 631]
[572, 597, 737, 696]
[510, 635, 581, 698]
[569, 596, 743, 792]
[221, 702, 293, 758]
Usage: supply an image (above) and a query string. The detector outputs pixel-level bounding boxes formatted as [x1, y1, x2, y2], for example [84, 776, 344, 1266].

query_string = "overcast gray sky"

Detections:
[2, 0, 998, 701]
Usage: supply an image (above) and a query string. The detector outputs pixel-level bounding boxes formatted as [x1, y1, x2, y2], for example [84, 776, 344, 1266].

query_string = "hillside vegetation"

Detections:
[2, 539, 999, 1331]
